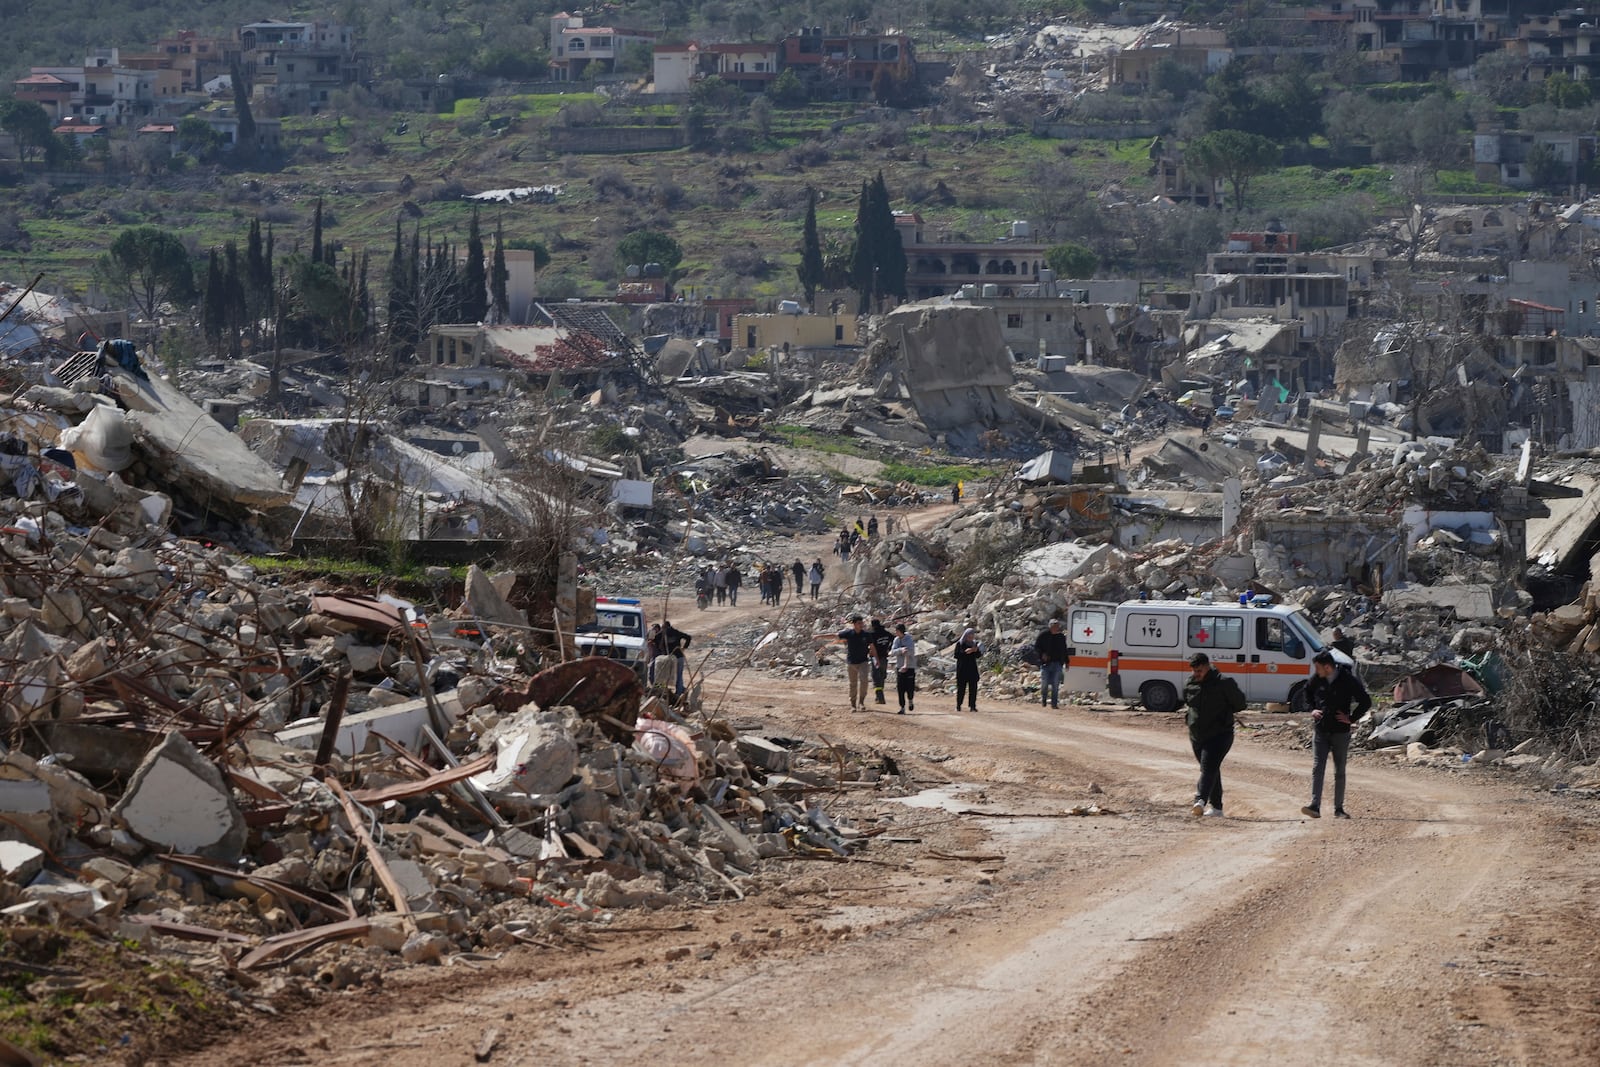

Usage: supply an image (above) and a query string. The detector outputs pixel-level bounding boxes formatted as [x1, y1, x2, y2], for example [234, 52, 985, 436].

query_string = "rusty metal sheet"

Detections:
[310, 595, 407, 635]
[236, 918, 371, 971]
[348, 751, 497, 804]
[518, 657, 643, 742]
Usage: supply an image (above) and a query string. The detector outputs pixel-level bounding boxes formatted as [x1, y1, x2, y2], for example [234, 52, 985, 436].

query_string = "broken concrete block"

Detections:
[343, 644, 384, 673]
[20, 878, 105, 919]
[365, 915, 411, 952]
[0, 841, 45, 884]
[472, 712, 578, 796]
[77, 856, 135, 886]
[400, 932, 450, 964]
[112, 731, 246, 862]
[463, 565, 528, 628]
[382, 857, 437, 911]
[735, 736, 792, 773]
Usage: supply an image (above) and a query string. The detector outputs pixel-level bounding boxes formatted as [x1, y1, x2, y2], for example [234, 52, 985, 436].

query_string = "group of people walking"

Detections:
[828, 614, 919, 713]
[698, 558, 828, 607]
[695, 563, 743, 607]
[820, 611, 1374, 820]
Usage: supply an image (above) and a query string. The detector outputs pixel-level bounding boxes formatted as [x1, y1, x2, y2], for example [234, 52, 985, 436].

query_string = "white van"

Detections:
[1061, 596, 1353, 712]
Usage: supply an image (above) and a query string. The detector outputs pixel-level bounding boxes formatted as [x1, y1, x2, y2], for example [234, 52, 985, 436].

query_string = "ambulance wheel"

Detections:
[1288, 680, 1309, 715]
[1141, 680, 1180, 713]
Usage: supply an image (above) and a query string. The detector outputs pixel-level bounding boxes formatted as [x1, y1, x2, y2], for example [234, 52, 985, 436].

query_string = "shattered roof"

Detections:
[479, 326, 618, 373]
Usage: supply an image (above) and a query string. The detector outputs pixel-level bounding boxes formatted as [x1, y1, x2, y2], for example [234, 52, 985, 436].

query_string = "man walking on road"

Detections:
[808, 559, 825, 599]
[890, 623, 916, 714]
[832, 614, 878, 712]
[1034, 619, 1070, 709]
[792, 559, 805, 598]
[1182, 652, 1246, 817]
[725, 563, 741, 607]
[869, 618, 894, 705]
[1301, 650, 1372, 819]
[953, 626, 984, 712]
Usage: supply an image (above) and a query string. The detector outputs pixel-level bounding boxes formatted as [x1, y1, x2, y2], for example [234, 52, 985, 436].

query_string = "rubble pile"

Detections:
[0, 493, 886, 990]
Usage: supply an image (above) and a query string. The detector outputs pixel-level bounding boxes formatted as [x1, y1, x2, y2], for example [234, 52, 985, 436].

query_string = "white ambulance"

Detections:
[1061, 595, 1353, 712]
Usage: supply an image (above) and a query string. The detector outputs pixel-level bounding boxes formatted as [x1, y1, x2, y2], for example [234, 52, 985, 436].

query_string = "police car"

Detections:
[574, 596, 649, 673]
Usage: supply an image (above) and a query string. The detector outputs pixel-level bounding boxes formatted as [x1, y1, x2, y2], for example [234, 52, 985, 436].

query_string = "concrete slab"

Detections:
[276, 690, 464, 756]
[471, 712, 578, 795]
[1382, 584, 1497, 621]
[0, 840, 44, 883]
[112, 731, 246, 861]
[111, 366, 291, 514]
[1017, 542, 1111, 584]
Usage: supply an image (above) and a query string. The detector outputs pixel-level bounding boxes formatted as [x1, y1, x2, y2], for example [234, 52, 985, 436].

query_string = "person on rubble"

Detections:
[1034, 618, 1070, 710]
[953, 626, 985, 712]
[891, 622, 917, 714]
[867, 515, 879, 540]
[951, 482, 961, 505]
[660, 620, 691, 695]
[809, 559, 825, 599]
[832, 613, 878, 713]
[869, 618, 894, 705]
[1182, 652, 1246, 818]
[1301, 650, 1372, 820]
[792, 558, 806, 598]
[1329, 627, 1357, 659]
[647, 623, 670, 686]
[725, 562, 742, 607]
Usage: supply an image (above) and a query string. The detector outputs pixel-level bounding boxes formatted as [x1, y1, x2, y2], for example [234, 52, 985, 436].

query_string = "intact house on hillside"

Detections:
[410, 323, 622, 408]
[896, 212, 1050, 300]
[653, 43, 781, 94]
[550, 13, 657, 81]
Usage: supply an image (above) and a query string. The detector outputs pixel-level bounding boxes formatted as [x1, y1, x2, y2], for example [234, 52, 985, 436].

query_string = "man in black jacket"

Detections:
[1182, 653, 1247, 818]
[1034, 619, 1070, 709]
[1301, 650, 1372, 819]
[869, 618, 894, 705]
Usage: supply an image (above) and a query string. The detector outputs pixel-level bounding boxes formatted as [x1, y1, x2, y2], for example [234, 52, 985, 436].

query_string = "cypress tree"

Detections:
[223, 240, 246, 358]
[202, 249, 225, 347]
[491, 216, 510, 324]
[872, 171, 907, 301]
[798, 187, 824, 311]
[387, 218, 412, 356]
[463, 207, 488, 323]
[311, 200, 324, 266]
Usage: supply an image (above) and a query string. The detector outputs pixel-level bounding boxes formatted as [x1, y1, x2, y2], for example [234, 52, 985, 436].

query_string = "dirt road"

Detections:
[174, 673, 1600, 1067]
[170, 498, 1600, 1067]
